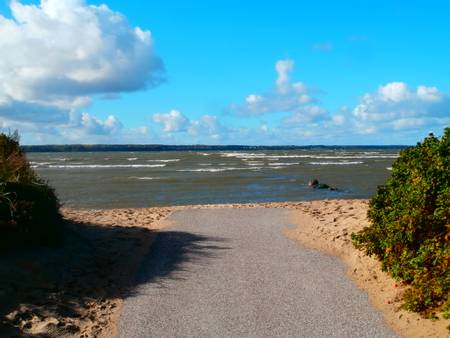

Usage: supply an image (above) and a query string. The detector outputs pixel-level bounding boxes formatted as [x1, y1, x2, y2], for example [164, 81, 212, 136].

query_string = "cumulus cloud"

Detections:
[229, 59, 317, 117]
[0, 0, 164, 139]
[352, 82, 450, 132]
[228, 59, 449, 144]
[283, 105, 328, 125]
[152, 110, 189, 133]
[75, 112, 123, 135]
[153, 110, 223, 141]
[275, 59, 294, 93]
[188, 115, 221, 140]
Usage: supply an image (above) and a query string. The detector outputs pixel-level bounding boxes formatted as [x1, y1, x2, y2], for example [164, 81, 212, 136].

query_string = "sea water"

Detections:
[28, 148, 399, 209]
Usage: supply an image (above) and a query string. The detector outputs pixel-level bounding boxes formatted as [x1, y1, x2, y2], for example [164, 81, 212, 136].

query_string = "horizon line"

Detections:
[21, 143, 409, 149]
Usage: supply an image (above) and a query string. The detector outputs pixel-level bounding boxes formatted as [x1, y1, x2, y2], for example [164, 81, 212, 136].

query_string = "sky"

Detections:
[0, 0, 449, 145]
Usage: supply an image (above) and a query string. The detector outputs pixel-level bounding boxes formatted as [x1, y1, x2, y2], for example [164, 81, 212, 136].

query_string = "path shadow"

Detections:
[136, 231, 230, 288]
[0, 218, 229, 337]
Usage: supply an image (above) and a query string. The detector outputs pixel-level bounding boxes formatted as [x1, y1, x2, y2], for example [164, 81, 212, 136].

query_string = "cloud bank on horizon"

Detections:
[0, 0, 448, 145]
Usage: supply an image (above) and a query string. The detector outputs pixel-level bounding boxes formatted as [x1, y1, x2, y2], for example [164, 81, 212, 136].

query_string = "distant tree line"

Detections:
[21, 144, 407, 153]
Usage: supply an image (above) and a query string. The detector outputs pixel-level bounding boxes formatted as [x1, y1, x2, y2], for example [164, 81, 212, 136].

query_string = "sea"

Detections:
[27, 148, 401, 209]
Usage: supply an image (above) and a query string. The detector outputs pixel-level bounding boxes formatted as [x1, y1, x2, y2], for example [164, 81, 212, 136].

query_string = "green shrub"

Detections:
[0, 132, 62, 248]
[352, 127, 450, 315]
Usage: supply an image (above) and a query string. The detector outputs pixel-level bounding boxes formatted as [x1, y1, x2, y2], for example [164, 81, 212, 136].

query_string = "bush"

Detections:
[352, 127, 450, 315]
[0, 132, 62, 248]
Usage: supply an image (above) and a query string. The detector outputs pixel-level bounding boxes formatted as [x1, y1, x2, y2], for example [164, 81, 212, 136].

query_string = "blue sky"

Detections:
[0, 0, 449, 145]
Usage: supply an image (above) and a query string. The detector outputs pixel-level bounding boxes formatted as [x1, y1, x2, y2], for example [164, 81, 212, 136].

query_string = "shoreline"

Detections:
[2, 200, 448, 337]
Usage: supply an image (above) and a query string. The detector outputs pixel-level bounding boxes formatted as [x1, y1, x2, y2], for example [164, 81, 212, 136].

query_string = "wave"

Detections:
[308, 161, 364, 165]
[129, 176, 161, 180]
[268, 162, 298, 166]
[221, 152, 266, 159]
[221, 153, 398, 160]
[308, 154, 398, 159]
[51, 157, 71, 161]
[266, 154, 397, 159]
[47, 164, 167, 169]
[147, 159, 180, 163]
[127, 157, 138, 161]
[245, 161, 265, 166]
[177, 165, 297, 172]
[386, 167, 393, 171]
[264, 155, 308, 159]
[30, 162, 53, 168]
[177, 167, 258, 172]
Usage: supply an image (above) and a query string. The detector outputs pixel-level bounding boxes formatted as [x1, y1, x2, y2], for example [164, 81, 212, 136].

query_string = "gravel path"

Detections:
[119, 208, 399, 338]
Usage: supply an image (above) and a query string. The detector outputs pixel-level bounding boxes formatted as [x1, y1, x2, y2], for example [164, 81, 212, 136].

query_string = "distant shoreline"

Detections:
[22, 144, 408, 153]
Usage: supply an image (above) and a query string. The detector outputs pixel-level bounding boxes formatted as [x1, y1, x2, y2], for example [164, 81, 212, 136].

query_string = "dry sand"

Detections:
[1, 199, 448, 337]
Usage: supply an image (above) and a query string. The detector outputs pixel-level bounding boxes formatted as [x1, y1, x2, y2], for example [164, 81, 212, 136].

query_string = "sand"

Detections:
[1, 199, 448, 337]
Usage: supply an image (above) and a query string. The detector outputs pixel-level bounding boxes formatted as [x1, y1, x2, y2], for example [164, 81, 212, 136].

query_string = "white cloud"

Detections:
[352, 82, 450, 131]
[283, 105, 328, 125]
[228, 59, 449, 144]
[275, 59, 294, 93]
[188, 115, 221, 140]
[0, 0, 163, 106]
[245, 94, 263, 104]
[416, 85, 442, 102]
[378, 82, 411, 102]
[326, 81, 450, 143]
[230, 59, 316, 116]
[0, 0, 164, 138]
[153, 110, 223, 141]
[392, 118, 427, 130]
[153, 110, 189, 133]
[78, 112, 123, 135]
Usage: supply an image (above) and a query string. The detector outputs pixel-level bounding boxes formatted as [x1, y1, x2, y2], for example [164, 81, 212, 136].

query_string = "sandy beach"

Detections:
[1, 199, 449, 337]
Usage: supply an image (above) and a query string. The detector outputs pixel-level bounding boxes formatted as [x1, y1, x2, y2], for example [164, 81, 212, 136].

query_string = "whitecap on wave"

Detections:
[307, 154, 398, 159]
[147, 159, 180, 163]
[51, 157, 71, 161]
[221, 152, 398, 160]
[129, 176, 161, 180]
[177, 167, 257, 172]
[220, 152, 266, 159]
[47, 164, 166, 169]
[30, 161, 53, 168]
[268, 162, 298, 166]
[308, 161, 363, 165]
[245, 161, 265, 166]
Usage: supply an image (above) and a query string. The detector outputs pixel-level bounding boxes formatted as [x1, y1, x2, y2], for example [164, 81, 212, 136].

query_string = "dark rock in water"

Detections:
[308, 179, 336, 190]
